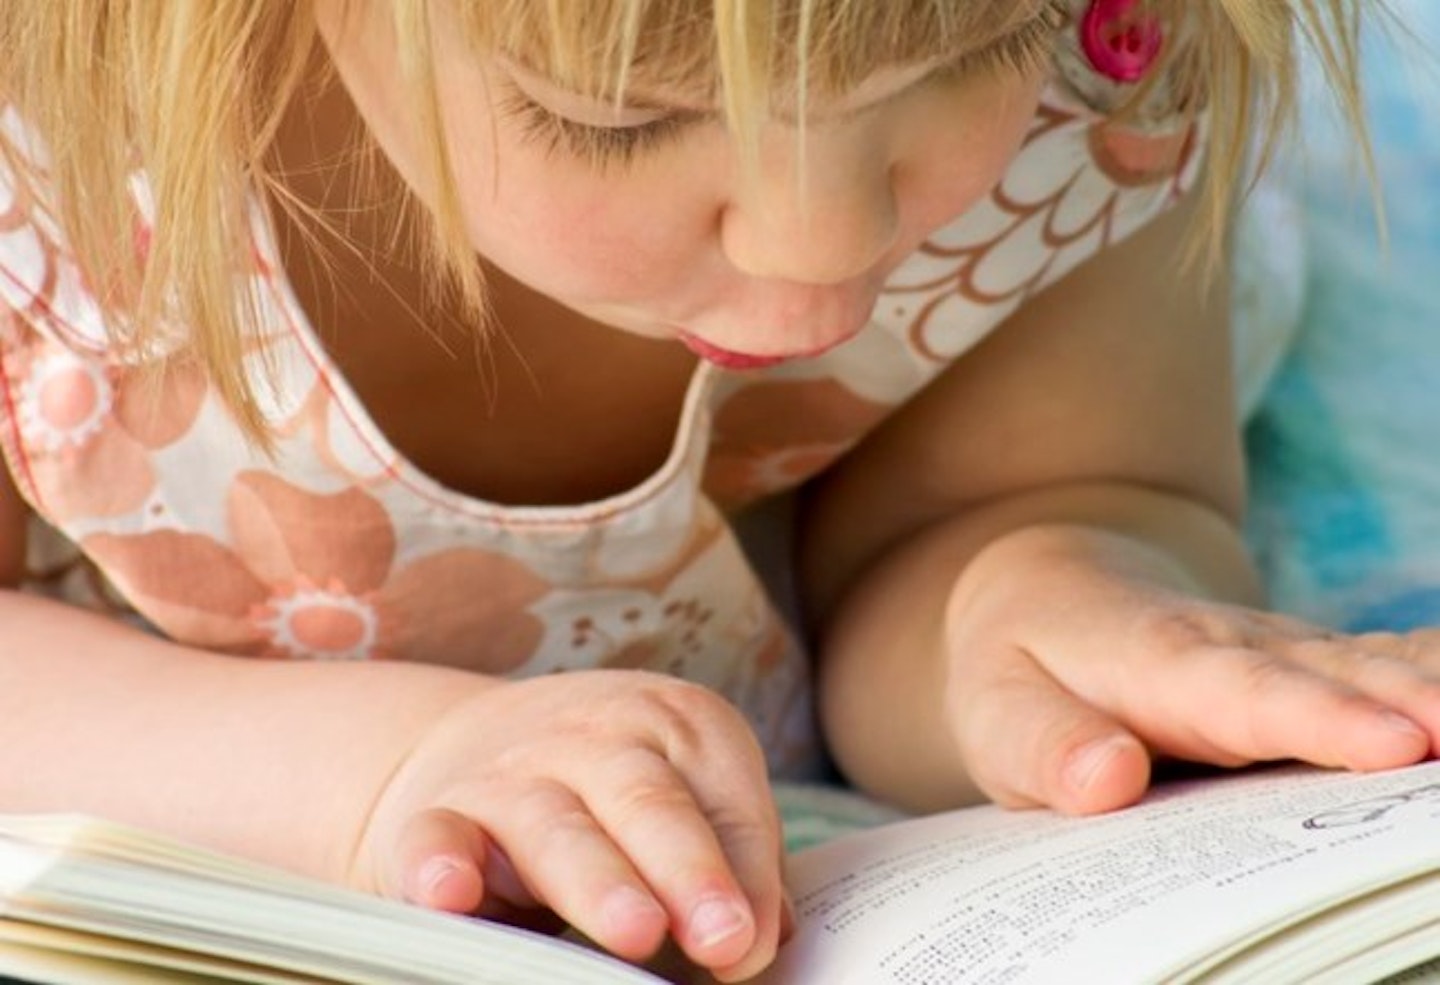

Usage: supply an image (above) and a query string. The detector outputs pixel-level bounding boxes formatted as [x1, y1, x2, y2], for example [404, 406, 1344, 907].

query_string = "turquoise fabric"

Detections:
[774, 782, 906, 853]
[1246, 4, 1440, 631]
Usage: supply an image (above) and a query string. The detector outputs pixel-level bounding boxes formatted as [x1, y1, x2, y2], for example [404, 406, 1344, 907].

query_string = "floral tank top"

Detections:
[0, 5, 1203, 778]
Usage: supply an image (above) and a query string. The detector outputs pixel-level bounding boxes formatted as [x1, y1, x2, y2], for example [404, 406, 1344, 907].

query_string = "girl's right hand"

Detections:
[940, 526, 1440, 816]
[348, 669, 786, 983]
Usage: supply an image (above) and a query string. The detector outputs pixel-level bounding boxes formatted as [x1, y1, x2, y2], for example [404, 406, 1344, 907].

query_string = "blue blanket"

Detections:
[1246, 3, 1440, 631]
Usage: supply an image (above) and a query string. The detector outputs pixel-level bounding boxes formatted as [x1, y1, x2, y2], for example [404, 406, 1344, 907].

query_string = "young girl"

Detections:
[0, 0, 1427, 980]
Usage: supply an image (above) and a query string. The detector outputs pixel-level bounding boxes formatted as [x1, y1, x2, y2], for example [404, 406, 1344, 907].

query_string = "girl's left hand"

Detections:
[940, 525, 1440, 815]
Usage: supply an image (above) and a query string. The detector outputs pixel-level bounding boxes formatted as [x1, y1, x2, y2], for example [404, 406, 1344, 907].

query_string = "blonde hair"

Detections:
[0, 0, 1380, 440]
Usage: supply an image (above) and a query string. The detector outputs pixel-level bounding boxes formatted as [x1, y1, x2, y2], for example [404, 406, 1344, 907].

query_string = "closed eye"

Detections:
[498, 84, 703, 169]
[497, 1, 1064, 169]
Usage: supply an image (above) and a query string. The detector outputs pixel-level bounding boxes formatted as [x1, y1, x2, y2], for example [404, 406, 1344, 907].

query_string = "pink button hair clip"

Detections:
[1079, 0, 1163, 83]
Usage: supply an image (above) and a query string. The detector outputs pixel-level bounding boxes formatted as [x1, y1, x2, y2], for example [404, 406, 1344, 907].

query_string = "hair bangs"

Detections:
[443, 0, 1054, 109]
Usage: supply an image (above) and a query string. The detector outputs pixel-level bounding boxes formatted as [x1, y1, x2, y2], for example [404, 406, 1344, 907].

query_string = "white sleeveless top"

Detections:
[0, 10, 1208, 777]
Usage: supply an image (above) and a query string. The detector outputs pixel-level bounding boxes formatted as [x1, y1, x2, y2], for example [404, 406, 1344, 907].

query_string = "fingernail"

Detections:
[1065, 736, 1130, 793]
[1380, 710, 1425, 736]
[689, 897, 751, 951]
[602, 885, 666, 936]
[415, 857, 461, 901]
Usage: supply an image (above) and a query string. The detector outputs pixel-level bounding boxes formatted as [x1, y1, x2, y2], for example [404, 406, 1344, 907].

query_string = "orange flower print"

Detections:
[19, 349, 112, 453]
[81, 470, 550, 670]
[522, 516, 737, 674]
[588, 596, 715, 672]
[703, 377, 889, 509]
[252, 575, 385, 661]
[1087, 123, 1196, 189]
[2, 336, 208, 522]
[531, 587, 723, 679]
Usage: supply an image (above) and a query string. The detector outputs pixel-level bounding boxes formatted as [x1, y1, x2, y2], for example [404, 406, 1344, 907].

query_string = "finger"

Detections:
[950, 643, 1152, 815]
[1144, 645, 1431, 772]
[476, 781, 670, 962]
[390, 807, 487, 914]
[1288, 633, 1440, 744]
[468, 842, 556, 926]
[586, 746, 782, 981]
[679, 745, 786, 984]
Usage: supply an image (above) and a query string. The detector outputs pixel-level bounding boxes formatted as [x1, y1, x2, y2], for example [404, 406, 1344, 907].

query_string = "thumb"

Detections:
[391, 807, 488, 913]
[950, 643, 1151, 815]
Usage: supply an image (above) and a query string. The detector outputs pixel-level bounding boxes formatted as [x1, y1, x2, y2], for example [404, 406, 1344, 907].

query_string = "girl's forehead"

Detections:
[450, 0, 1055, 96]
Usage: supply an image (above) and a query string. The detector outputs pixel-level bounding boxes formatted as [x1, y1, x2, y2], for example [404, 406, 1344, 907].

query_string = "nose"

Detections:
[719, 120, 899, 285]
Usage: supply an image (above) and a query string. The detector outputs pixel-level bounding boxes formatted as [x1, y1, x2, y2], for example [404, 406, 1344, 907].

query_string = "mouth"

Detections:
[676, 329, 860, 370]
[677, 333, 788, 370]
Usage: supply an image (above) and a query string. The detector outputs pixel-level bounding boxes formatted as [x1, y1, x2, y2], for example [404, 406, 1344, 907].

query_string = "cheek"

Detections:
[901, 76, 1044, 231]
[420, 55, 718, 304]
[450, 141, 714, 301]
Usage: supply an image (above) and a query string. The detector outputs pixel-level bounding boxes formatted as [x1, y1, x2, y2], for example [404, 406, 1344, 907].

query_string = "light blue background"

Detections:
[1246, 2, 1440, 631]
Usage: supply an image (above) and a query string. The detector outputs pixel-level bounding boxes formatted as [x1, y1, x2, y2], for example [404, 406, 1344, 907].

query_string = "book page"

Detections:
[760, 762, 1440, 985]
[0, 920, 322, 985]
[0, 815, 665, 985]
[0, 940, 203, 985]
[1205, 875, 1440, 982]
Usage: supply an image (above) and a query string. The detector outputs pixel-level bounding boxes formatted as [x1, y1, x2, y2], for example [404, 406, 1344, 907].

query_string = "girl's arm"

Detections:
[802, 192, 1440, 815]
[0, 588, 481, 876]
[0, 472, 785, 980]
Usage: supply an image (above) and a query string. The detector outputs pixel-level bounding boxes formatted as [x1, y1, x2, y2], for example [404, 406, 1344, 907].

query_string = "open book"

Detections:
[6, 762, 1440, 984]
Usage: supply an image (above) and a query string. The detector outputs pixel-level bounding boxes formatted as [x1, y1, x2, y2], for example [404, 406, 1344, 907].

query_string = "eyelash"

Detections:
[501, 5, 1064, 170]
[498, 86, 699, 170]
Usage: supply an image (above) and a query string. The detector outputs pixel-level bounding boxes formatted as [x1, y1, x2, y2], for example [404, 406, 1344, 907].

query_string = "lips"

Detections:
[676, 332, 790, 370]
[662, 276, 884, 369]
[676, 328, 863, 370]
